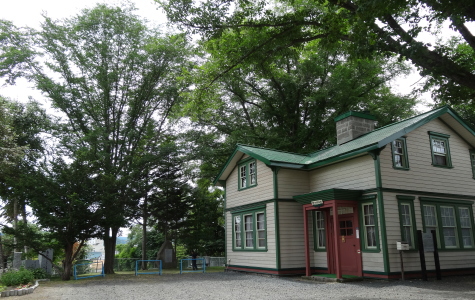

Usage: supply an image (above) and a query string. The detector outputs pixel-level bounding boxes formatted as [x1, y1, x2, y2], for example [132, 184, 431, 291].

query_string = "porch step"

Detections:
[302, 274, 363, 283]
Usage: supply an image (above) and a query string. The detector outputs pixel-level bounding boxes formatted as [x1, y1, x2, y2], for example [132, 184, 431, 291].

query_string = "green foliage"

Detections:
[180, 179, 225, 256]
[116, 226, 164, 259]
[1, 3, 193, 276]
[160, 0, 475, 104]
[30, 268, 48, 279]
[0, 268, 34, 286]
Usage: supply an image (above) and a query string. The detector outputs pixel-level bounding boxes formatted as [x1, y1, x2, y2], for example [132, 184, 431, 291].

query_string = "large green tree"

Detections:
[160, 0, 475, 104]
[0, 98, 50, 253]
[186, 39, 416, 153]
[0, 4, 191, 274]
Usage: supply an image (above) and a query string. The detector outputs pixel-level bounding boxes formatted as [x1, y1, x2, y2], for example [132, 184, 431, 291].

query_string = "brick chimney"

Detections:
[334, 111, 376, 145]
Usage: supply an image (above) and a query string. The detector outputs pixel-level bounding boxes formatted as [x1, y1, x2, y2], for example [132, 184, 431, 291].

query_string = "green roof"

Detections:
[214, 106, 475, 185]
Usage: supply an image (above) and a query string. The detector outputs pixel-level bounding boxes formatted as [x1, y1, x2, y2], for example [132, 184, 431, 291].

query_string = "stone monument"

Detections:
[156, 240, 176, 269]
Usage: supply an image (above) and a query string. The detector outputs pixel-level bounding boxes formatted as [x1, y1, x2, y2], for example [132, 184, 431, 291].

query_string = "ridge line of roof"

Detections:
[237, 143, 310, 158]
[307, 105, 448, 157]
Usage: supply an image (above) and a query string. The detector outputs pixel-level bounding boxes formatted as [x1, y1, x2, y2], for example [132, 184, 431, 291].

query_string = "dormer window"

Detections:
[428, 132, 452, 168]
[238, 159, 257, 190]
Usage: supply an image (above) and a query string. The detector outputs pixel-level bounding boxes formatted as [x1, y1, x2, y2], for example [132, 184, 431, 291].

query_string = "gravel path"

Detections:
[20, 272, 475, 300]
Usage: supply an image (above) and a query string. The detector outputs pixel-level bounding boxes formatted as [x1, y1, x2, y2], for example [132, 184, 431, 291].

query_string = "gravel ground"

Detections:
[20, 272, 475, 300]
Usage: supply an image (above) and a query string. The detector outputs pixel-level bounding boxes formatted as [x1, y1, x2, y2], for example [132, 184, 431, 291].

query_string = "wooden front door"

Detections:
[338, 216, 361, 276]
[328, 214, 362, 276]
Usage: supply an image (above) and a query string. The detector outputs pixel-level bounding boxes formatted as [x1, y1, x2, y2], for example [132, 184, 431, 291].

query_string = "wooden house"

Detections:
[214, 106, 475, 279]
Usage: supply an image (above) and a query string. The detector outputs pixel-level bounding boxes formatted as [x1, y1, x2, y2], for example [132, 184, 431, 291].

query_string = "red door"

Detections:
[328, 214, 362, 276]
[338, 216, 360, 276]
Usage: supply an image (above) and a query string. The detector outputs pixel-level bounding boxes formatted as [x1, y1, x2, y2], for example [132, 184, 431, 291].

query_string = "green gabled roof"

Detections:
[214, 105, 475, 186]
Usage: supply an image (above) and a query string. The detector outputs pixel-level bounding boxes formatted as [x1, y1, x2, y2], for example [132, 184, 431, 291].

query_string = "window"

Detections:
[314, 211, 326, 250]
[362, 203, 378, 249]
[459, 207, 474, 247]
[244, 214, 254, 248]
[421, 198, 474, 250]
[428, 132, 452, 168]
[470, 150, 475, 179]
[256, 213, 266, 247]
[392, 138, 409, 169]
[234, 216, 242, 248]
[238, 159, 257, 190]
[423, 205, 438, 235]
[232, 208, 267, 251]
[441, 206, 457, 247]
[397, 196, 417, 249]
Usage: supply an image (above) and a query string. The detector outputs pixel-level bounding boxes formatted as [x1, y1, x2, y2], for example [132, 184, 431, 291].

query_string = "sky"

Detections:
[0, 0, 168, 107]
[0, 0, 439, 112]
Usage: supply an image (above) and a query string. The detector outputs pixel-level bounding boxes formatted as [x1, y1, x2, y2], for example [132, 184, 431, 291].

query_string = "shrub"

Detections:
[0, 268, 35, 286]
[31, 268, 48, 279]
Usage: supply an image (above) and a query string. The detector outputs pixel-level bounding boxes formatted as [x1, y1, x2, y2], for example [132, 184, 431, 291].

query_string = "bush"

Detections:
[0, 268, 35, 286]
[31, 268, 48, 279]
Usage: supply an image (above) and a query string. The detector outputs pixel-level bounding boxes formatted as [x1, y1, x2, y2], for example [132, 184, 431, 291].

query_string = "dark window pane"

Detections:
[434, 154, 446, 165]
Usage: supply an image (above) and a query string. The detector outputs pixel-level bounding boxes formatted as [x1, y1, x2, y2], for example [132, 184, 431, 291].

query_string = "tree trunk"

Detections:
[103, 226, 119, 274]
[0, 235, 4, 273]
[13, 198, 18, 252]
[21, 202, 28, 254]
[61, 243, 74, 281]
[141, 197, 148, 270]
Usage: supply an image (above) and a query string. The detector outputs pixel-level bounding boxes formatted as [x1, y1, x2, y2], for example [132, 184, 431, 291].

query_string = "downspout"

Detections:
[369, 148, 390, 275]
[218, 180, 227, 267]
[272, 167, 281, 271]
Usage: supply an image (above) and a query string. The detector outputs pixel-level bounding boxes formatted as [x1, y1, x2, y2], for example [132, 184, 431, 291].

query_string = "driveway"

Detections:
[21, 272, 475, 299]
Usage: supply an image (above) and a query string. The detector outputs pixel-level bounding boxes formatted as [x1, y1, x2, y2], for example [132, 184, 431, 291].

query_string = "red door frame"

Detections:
[303, 200, 362, 279]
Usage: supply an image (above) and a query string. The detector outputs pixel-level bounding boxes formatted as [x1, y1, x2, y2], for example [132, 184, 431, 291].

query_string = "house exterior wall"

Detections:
[225, 202, 277, 270]
[278, 169, 309, 199]
[380, 118, 475, 195]
[278, 201, 306, 269]
[226, 157, 274, 210]
[308, 155, 376, 192]
[382, 192, 475, 273]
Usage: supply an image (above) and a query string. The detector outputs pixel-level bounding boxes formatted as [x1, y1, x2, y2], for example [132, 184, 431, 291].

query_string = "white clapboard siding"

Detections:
[278, 169, 309, 199]
[225, 203, 277, 269]
[279, 202, 306, 268]
[383, 192, 475, 272]
[309, 155, 376, 192]
[362, 253, 385, 272]
[380, 118, 475, 195]
[226, 159, 274, 209]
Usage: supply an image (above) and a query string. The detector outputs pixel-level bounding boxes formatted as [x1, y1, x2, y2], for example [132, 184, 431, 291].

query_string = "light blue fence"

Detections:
[73, 261, 105, 280]
[180, 258, 206, 274]
[135, 260, 162, 276]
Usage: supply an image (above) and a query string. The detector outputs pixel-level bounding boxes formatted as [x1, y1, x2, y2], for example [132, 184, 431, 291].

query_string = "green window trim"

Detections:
[470, 150, 475, 179]
[232, 208, 267, 252]
[391, 137, 410, 170]
[312, 211, 326, 252]
[428, 131, 453, 168]
[238, 158, 258, 190]
[397, 196, 418, 251]
[420, 198, 475, 250]
[359, 199, 381, 252]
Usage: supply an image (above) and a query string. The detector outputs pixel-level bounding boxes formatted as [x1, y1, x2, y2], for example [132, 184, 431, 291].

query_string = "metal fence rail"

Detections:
[183, 256, 225, 268]
[135, 260, 162, 276]
[73, 261, 105, 280]
[180, 258, 206, 274]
